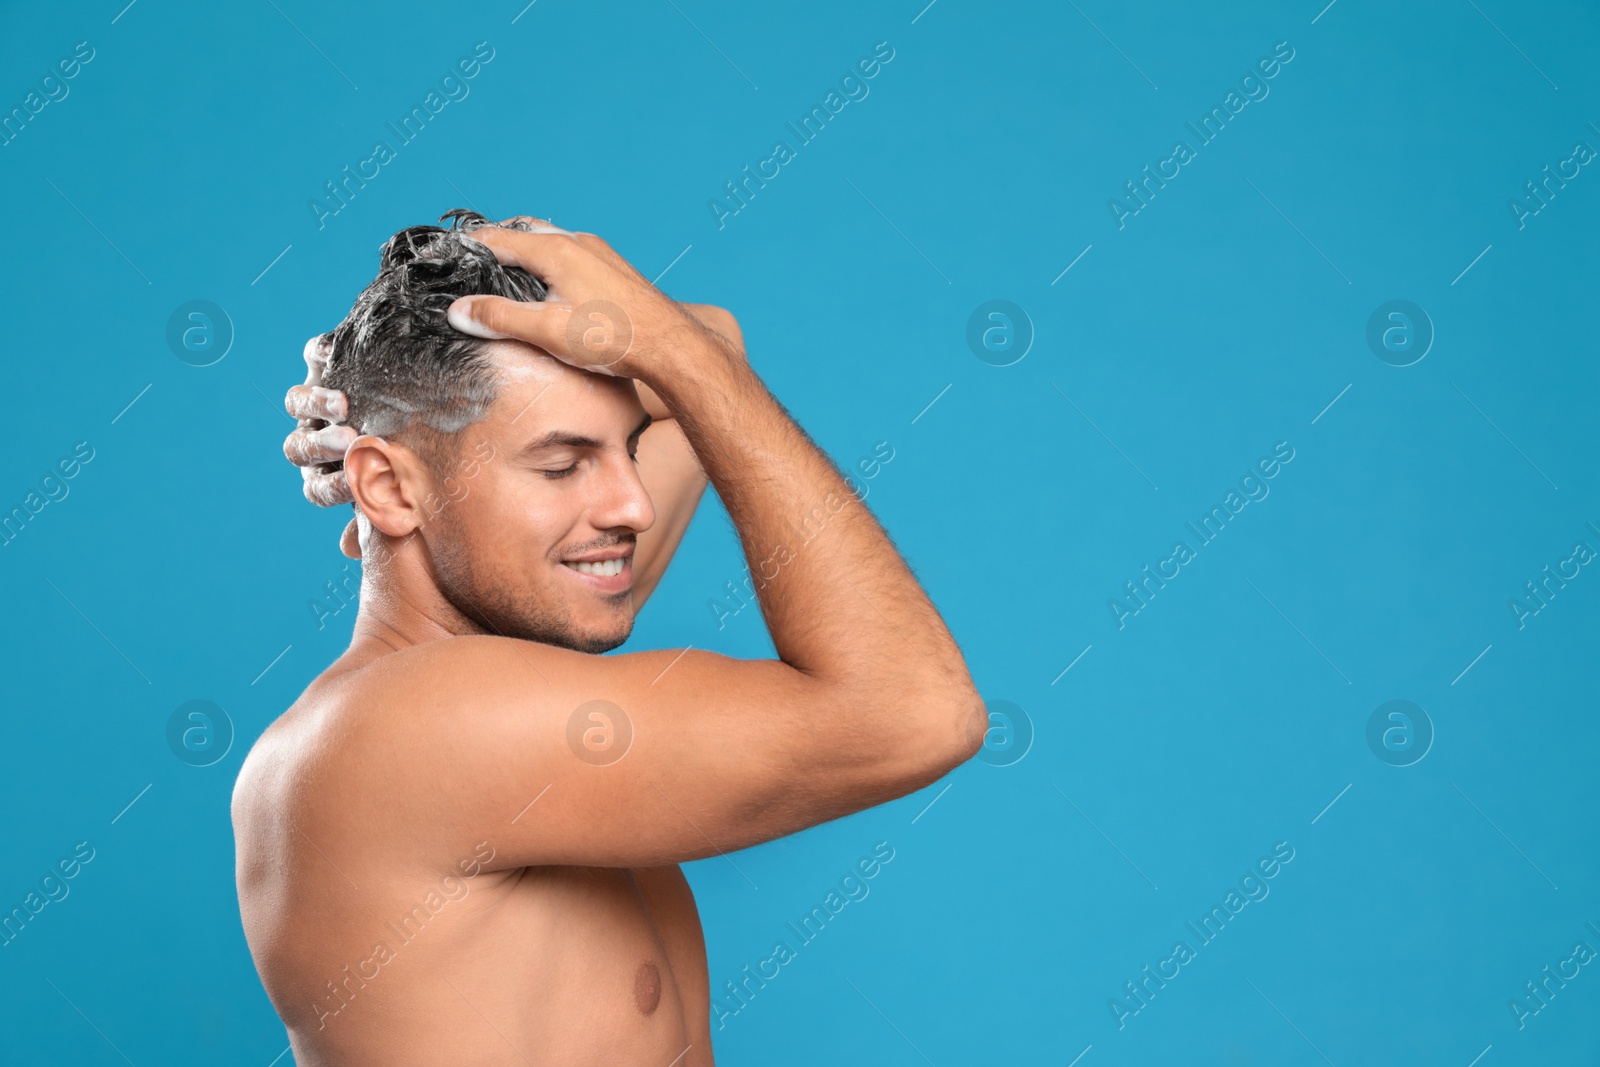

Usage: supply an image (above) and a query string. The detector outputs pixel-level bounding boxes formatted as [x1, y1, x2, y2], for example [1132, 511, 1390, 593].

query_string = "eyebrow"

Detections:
[517, 411, 654, 454]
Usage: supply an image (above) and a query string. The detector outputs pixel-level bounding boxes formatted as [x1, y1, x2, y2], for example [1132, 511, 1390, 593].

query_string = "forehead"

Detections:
[482, 338, 574, 386]
[479, 339, 638, 428]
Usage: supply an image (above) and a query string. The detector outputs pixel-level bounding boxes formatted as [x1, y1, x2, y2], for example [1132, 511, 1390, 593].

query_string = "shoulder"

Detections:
[322, 635, 593, 720]
[297, 634, 699, 778]
[338, 634, 718, 722]
[234, 637, 576, 851]
[235, 637, 557, 799]
[304, 636, 579, 761]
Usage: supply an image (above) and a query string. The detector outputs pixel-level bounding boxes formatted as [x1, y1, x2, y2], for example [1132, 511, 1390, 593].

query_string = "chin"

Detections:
[448, 575, 635, 653]
[560, 610, 635, 655]
[567, 627, 631, 655]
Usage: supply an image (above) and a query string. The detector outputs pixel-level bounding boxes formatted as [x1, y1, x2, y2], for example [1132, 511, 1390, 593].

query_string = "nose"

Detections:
[591, 450, 656, 535]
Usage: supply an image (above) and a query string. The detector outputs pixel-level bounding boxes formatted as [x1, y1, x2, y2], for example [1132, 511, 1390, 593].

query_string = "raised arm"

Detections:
[620, 303, 742, 607]
[342, 223, 986, 871]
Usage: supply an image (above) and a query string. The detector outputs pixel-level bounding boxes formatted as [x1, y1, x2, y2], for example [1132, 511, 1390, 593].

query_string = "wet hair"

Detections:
[321, 208, 550, 476]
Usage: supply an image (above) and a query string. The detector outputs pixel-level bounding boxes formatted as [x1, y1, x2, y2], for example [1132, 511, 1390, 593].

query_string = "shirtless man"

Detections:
[232, 209, 986, 1066]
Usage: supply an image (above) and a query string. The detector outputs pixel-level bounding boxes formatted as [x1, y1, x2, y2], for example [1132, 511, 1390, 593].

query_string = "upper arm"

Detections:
[627, 416, 707, 610]
[625, 305, 739, 610]
[365, 636, 975, 871]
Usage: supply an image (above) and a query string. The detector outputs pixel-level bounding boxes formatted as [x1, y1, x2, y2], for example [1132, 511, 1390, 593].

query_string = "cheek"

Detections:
[462, 474, 564, 560]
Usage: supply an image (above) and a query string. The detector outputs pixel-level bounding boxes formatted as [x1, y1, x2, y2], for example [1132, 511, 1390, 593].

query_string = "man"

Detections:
[233, 209, 985, 1066]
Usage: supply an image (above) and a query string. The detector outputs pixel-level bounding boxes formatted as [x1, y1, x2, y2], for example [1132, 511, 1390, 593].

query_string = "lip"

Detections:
[558, 554, 633, 594]
[561, 547, 634, 563]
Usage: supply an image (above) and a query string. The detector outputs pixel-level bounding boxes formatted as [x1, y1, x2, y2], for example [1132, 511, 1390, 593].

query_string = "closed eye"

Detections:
[545, 452, 638, 479]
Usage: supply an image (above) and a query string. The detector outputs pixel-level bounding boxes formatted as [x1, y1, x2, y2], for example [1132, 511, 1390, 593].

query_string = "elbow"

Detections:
[948, 693, 990, 767]
[909, 691, 988, 780]
[885, 696, 987, 801]
[846, 682, 989, 799]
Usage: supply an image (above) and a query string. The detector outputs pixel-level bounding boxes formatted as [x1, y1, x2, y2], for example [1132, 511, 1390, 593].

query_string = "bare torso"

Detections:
[232, 644, 715, 1066]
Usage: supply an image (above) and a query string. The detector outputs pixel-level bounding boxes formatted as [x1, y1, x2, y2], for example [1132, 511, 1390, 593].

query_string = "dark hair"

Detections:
[322, 208, 550, 474]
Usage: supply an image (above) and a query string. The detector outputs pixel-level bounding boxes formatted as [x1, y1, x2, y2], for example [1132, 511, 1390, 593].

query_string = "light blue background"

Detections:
[1, 1, 1596, 1063]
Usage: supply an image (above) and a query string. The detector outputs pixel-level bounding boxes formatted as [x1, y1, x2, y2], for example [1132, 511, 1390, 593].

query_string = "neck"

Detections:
[341, 531, 484, 659]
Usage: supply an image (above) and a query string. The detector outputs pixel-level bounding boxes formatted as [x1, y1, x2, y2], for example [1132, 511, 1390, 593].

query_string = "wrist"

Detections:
[638, 322, 745, 415]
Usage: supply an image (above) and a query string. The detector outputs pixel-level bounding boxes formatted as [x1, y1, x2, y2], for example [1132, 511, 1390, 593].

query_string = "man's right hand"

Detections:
[447, 222, 735, 379]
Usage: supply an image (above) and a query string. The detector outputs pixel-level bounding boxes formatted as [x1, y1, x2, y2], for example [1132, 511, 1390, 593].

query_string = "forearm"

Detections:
[640, 333, 979, 720]
[628, 416, 708, 608]
[636, 303, 744, 422]
[625, 308, 731, 606]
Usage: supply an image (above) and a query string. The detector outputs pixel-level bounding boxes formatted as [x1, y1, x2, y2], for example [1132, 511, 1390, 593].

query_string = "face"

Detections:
[420, 340, 656, 654]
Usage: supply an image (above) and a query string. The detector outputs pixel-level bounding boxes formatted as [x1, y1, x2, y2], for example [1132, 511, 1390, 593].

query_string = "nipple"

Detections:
[634, 959, 662, 1015]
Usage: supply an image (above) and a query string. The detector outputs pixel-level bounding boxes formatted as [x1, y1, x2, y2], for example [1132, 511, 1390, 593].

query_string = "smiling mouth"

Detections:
[561, 558, 627, 578]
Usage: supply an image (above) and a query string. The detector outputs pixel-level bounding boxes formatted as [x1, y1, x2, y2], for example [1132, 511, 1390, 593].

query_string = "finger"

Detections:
[495, 215, 560, 230]
[447, 293, 573, 350]
[460, 225, 582, 277]
[302, 332, 335, 375]
[285, 422, 358, 467]
[286, 384, 349, 422]
[303, 465, 354, 508]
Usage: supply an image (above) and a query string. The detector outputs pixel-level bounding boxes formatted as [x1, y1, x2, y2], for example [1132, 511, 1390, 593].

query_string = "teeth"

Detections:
[564, 558, 624, 577]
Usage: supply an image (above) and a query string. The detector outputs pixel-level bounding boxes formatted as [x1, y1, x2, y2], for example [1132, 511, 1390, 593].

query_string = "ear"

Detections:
[344, 435, 429, 538]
